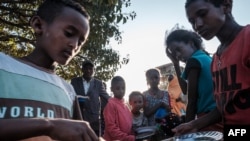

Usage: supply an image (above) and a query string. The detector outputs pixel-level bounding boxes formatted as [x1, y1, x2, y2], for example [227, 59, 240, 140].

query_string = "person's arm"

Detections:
[143, 91, 171, 117]
[185, 68, 199, 122]
[73, 95, 84, 120]
[143, 101, 162, 117]
[173, 62, 188, 94]
[172, 107, 222, 136]
[70, 77, 81, 95]
[162, 91, 172, 113]
[98, 81, 110, 136]
[99, 81, 110, 110]
[144, 101, 170, 117]
[0, 118, 99, 141]
[166, 48, 187, 94]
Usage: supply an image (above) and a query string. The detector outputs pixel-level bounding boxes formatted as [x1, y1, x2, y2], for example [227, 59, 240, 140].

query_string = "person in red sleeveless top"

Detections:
[172, 0, 250, 135]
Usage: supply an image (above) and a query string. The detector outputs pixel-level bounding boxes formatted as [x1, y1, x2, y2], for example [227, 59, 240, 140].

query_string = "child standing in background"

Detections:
[103, 76, 135, 141]
[143, 68, 171, 126]
[129, 91, 148, 131]
[143, 68, 172, 140]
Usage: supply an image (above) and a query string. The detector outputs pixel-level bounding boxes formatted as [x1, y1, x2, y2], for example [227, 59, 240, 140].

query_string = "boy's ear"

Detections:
[29, 16, 44, 36]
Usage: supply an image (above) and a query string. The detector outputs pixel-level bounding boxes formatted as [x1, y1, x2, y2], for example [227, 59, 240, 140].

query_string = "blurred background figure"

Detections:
[143, 68, 172, 140]
[103, 76, 135, 141]
[167, 74, 187, 122]
[128, 91, 148, 131]
[71, 60, 110, 137]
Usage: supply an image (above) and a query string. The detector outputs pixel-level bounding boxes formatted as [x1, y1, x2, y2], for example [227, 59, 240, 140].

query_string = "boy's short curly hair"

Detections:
[185, 0, 231, 8]
[111, 76, 125, 87]
[36, 0, 90, 24]
[129, 91, 143, 102]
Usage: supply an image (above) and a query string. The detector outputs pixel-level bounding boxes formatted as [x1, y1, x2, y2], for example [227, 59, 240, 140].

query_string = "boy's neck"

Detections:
[21, 50, 56, 70]
[216, 21, 243, 56]
[20, 56, 55, 73]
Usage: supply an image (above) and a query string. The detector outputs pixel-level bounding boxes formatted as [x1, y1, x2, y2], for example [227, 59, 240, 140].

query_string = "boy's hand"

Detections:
[49, 119, 99, 141]
[171, 122, 198, 136]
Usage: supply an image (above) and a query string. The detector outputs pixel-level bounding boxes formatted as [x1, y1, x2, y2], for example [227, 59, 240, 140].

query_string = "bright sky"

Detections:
[106, 0, 250, 101]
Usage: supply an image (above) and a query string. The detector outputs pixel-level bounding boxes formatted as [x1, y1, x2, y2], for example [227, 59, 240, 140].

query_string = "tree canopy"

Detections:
[0, 0, 136, 81]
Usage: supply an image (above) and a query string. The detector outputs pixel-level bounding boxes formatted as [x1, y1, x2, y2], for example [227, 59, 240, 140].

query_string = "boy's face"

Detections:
[35, 7, 90, 65]
[129, 95, 143, 112]
[111, 81, 125, 99]
[185, 0, 225, 40]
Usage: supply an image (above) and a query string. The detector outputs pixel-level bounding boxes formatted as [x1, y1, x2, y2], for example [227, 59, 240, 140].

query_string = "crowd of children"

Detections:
[102, 70, 184, 141]
[1, 0, 249, 141]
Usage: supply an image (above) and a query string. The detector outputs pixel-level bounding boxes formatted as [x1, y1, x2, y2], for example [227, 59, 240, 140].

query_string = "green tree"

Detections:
[0, 0, 136, 81]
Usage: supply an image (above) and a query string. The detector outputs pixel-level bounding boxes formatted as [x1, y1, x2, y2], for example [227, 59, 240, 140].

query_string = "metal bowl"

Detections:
[135, 126, 157, 140]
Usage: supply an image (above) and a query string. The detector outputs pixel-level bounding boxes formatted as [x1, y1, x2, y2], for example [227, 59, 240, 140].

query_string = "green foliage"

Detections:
[0, 0, 136, 81]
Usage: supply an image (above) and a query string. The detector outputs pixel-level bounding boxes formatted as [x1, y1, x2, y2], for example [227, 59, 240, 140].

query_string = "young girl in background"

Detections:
[143, 68, 171, 125]
[143, 68, 172, 140]
[103, 76, 135, 141]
